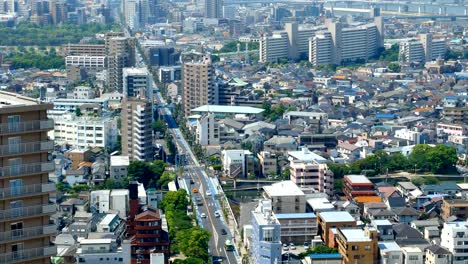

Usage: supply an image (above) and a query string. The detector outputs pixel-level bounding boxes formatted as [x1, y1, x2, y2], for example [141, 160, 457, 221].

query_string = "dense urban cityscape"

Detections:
[0, 0, 467, 263]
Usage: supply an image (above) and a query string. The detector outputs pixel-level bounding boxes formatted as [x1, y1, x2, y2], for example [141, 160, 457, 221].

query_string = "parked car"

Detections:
[289, 243, 296, 250]
[303, 242, 310, 250]
[201, 213, 206, 218]
[282, 244, 289, 251]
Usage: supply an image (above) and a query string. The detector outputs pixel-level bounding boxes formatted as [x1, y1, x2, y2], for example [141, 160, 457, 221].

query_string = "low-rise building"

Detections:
[263, 181, 306, 214]
[110, 155, 130, 182]
[76, 238, 131, 264]
[425, 244, 452, 264]
[317, 211, 356, 246]
[258, 151, 278, 177]
[343, 175, 375, 200]
[305, 253, 343, 264]
[336, 227, 379, 264]
[378, 241, 403, 264]
[275, 213, 317, 245]
[401, 246, 424, 264]
[441, 199, 468, 221]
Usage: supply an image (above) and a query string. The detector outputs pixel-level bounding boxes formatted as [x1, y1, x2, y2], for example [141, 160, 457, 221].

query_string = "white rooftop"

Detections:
[401, 247, 423, 253]
[378, 241, 401, 252]
[123, 67, 149, 76]
[110, 189, 129, 196]
[99, 214, 118, 226]
[288, 148, 327, 163]
[372, 219, 392, 226]
[110, 155, 130, 166]
[340, 228, 371, 242]
[307, 198, 334, 210]
[80, 238, 113, 245]
[319, 211, 355, 222]
[346, 175, 372, 184]
[0, 91, 39, 107]
[191, 105, 264, 114]
[263, 181, 304, 197]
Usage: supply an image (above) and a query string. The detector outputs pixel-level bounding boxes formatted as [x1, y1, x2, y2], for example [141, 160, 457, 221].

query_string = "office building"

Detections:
[63, 44, 106, 56]
[148, 47, 180, 66]
[441, 221, 468, 264]
[263, 181, 306, 214]
[126, 182, 170, 264]
[205, 0, 222, 18]
[123, 0, 148, 30]
[399, 33, 446, 63]
[336, 227, 378, 264]
[158, 66, 181, 83]
[122, 67, 152, 99]
[106, 35, 135, 92]
[250, 200, 282, 264]
[0, 91, 57, 264]
[182, 53, 217, 116]
[121, 99, 153, 161]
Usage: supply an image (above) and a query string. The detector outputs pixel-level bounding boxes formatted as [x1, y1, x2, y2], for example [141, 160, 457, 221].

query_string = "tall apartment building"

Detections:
[440, 221, 468, 264]
[205, 0, 222, 18]
[121, 103, 153, 161]
[260, 10, 384, 64]
[122, 67, 152, 99]
[399, 33, 447, 63]
[250, 200, 282, 264]
[182, 53, 217, 116]
[123, 0, 148, 30]
[106, 35, 135, 92]
[289, 160, 333, 197]
[0, 91, 57, 264]
[263, 181, 306, 214]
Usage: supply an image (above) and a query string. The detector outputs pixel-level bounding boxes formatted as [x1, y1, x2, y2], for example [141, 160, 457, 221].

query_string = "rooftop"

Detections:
[309, 253, 342, 259]
[372, 219, 392, 226]
[0, 91, 40, 107]
[288, 148, 327, 163]
[378, 241, 401, 252]
[319, 211, 355, 223]
[340, 228, 371, 242]
[275, 213, 316, 219]
[123, 67, 149, 76]
[80, 238, 113, 245]
[345, 175, 372, 184]
[110, 155, 130, 166]
[191, 105, 264, 114]
[263, 181, 304, 197]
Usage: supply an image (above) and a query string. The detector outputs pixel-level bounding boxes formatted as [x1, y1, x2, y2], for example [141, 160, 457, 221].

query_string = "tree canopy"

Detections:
[127, 160, 166, 188]
[175, 227, 211, 261]
[379, 44, 399, 62]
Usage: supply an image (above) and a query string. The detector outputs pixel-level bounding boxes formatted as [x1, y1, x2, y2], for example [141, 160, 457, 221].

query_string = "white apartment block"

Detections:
[194, 113, 220, 146]
[399, 33, 446, 63]
[122, 67, 152, 99]
[394, 128, 423, 144]
[309, 32, 332, 66]
[440, 221, 468, 264]
[66, 55, 106, 72]
[222, 149, 252, 178]
[76, 239, 131, 264]
[74, 86, 96, 99]
[51, 113, 118, 150]
[259, 31, 289, 63]
[289, 160, 333, 197]
[110, 155, 130, 182]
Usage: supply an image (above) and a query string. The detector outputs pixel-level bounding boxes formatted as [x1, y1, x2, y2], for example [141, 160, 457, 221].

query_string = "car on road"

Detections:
[192, 188, 198, 193]
[201, 213, 206, 218]
[206, 190, 212, 196]
[195, 197, 203, 206]
[289, 243, 296, 250]
[221, 228, 227, 235]
[214, 211, 221, 218]
[282, 244, 289, 251]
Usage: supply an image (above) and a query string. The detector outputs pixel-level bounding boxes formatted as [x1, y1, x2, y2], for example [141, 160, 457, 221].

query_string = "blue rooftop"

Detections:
[309, 253, 342, 259]
[275, 213, 316, 219]
[376, 113, 396, 119]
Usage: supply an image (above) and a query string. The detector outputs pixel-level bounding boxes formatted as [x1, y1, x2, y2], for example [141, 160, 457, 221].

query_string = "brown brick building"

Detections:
[0, 91, 57, 264]
[442, 199, 468, 220]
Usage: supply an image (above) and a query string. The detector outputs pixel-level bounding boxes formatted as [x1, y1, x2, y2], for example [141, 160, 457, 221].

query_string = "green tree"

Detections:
[379, 44, 400, 62]
[75, 107, 82, 117]
[160, 189, 189, 212]
[176, 227, 211, 261]
[152, 119, 167, 134]
[388, 62, 401, 72]
[157, 171, 176, 189]
[172, 258, 204, 264]
[127, 160, 166, 188]
[298, 245, 338, 259]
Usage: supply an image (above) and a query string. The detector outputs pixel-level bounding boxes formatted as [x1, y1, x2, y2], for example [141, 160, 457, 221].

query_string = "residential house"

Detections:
[372, 219, 394, 241]
[336, 227, 379, 264]
[392, 207, 419, 224]
[425, 244, 452, 264]
[401, 247, 424, 264]
[317, 211, 356, 246]
[378, 241, 403, 264]
[441, 199, 468, 221]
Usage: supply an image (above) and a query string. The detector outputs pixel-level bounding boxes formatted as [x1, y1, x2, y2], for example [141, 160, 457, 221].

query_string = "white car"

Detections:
[201, 213, 206, 218]
[206, 191, 212, 196]
[282, 244, 289, 251]
[289, 243, 296, 250]
[214, 211, 221, 218]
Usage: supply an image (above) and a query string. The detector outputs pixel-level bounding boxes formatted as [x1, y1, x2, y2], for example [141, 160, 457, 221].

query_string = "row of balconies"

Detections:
[0, 204, 55, 221]
[0, 182, 56, 199]
[0, 141, 53, 157]
[0, 120, 54, 135]
[0, 246, 56, 264]
[0, 224, 56, 244]
[0, 162, 54, 178]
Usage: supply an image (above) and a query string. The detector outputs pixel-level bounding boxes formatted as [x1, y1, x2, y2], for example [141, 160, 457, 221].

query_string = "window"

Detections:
[352, 246, 359, 250]
[365, 245, 371, 250]
[408, 256, 419, 260]
[353, 255, 360, 259]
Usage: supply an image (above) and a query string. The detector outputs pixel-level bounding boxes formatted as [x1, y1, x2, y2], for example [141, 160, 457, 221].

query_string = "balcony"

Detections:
[0, 162, 54, 178]
[0, 141, 54, 157]
[0, 224, 56, 244]
[0, 245, 56, 264]
[0, 204, 56, 221]
[0, 182, 56, 199]
[0, 120, 54, 135]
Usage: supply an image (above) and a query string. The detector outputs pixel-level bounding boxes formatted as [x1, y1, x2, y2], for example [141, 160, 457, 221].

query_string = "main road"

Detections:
[130, 32, 240, 263]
